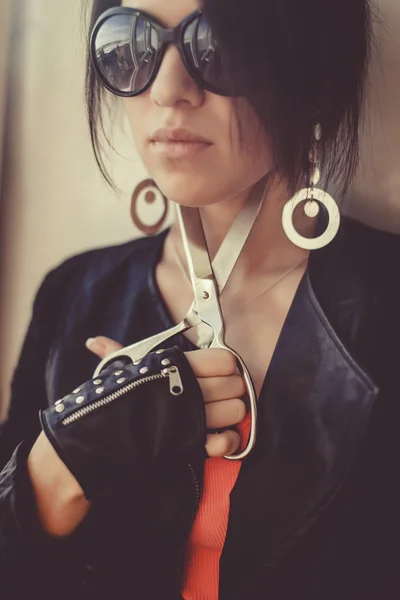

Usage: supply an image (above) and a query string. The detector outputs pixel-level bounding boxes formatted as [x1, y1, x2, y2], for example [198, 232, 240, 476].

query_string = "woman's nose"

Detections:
[149, 45, 204, 109]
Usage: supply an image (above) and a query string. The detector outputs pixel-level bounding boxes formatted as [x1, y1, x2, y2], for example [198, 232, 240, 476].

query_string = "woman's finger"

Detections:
[205, 430, 241, 458]
[85, 336, 123, 359]
[205, 399, 246, 429]
[199, 375, 246, 403]
[185, 348, 237, 378]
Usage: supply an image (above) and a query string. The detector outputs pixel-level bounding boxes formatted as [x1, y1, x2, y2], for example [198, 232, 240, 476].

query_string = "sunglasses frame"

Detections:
[90, 7, 231, 97]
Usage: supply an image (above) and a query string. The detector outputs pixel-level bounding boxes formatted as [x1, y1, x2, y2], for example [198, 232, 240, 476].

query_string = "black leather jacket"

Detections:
[0, 217, 399, 600]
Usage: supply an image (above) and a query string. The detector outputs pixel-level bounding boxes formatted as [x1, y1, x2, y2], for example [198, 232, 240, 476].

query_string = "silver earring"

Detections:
[282, 123, 340, 250]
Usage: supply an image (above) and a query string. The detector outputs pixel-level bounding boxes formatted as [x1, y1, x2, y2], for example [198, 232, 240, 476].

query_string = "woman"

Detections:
[0, 0, 399, 598]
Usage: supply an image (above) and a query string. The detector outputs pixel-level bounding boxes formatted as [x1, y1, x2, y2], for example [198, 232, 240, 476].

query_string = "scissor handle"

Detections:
[92, 295, 257, 460]
[192, 278, 258, 460]
[210, 338, 257, 461]
[92, 317, 196, 378]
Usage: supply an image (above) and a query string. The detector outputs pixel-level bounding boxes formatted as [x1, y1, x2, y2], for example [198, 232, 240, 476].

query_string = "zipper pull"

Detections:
[163, 366, 183, 396]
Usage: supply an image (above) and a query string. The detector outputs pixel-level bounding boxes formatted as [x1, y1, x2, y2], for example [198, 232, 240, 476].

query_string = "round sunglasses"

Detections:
[90, 7, 235, 98]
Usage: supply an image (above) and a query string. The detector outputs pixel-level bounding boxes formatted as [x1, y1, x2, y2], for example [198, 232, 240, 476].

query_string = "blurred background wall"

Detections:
[0, 0, 399, 418]
[0, 0, 168, 418]
[0, 0, 12, 184]
[347, 0, 400, 231]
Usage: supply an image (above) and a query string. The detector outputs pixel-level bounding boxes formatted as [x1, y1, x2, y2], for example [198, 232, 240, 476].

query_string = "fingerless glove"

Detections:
[40, 346, 205, 500]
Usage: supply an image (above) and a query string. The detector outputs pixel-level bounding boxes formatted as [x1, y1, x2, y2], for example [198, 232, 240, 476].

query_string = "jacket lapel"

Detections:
[220, 267, 379, 588]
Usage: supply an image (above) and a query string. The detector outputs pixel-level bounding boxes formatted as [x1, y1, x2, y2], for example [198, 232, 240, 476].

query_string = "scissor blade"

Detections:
[176, 205, 213, 285]
[212, 176, 267, 294]
[176, 175, 267, 297]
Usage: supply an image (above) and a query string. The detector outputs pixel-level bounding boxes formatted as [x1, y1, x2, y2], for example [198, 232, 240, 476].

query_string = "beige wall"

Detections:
[0, 0, 400, 417]
[0, 0, 12, 180]
[347, 0, 400, 231]
[0, 0, 170, 417]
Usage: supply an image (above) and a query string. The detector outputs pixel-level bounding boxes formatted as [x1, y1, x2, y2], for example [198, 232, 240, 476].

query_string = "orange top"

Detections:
[181, 415, 251, 600]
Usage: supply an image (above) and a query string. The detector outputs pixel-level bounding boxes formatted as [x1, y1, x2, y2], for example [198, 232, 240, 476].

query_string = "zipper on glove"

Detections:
[61, 366, 183, 426]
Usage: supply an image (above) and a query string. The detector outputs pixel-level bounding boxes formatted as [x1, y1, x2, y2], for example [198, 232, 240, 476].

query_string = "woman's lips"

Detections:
[149, 128, 213, 158]
[149, 140, 212, 158]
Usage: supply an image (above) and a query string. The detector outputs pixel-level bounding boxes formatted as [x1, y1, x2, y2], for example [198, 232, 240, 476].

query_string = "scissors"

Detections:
[93, 178, 267, 460]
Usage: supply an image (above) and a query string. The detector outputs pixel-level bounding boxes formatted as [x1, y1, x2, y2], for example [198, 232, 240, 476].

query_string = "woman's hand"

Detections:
[28, 431, 90, 537]
[86, 337, 246, 457]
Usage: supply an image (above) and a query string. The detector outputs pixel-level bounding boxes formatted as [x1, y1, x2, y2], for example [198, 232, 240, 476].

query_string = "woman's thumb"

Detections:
[85, 336, 123, 359]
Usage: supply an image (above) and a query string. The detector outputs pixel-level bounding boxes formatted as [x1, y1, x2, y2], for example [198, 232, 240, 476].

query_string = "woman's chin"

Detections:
[152, 174, 220, 208]
[168, 195, 216, 208]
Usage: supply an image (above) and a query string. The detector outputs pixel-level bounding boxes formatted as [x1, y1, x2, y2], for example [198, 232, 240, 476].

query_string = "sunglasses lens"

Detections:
[92, 13, 159, 95]
[183, 14, 230, 94]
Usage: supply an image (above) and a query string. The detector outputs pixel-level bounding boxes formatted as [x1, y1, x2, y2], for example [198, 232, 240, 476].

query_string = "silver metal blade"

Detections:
[176, 205, 213, 287]
[212, 176, 267, 294]
[176, 175, 268, 296]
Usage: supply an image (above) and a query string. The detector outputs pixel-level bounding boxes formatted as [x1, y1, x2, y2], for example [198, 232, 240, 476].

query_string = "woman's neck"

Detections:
[169, 175, 314, 281]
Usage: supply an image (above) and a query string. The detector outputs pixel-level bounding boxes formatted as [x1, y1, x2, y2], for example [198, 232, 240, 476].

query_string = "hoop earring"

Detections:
[282, 123, 340, 250]
[131, 179, 169, 235]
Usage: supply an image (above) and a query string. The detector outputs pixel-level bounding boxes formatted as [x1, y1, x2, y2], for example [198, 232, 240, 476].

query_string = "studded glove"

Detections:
[39, 346, 206, 500]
